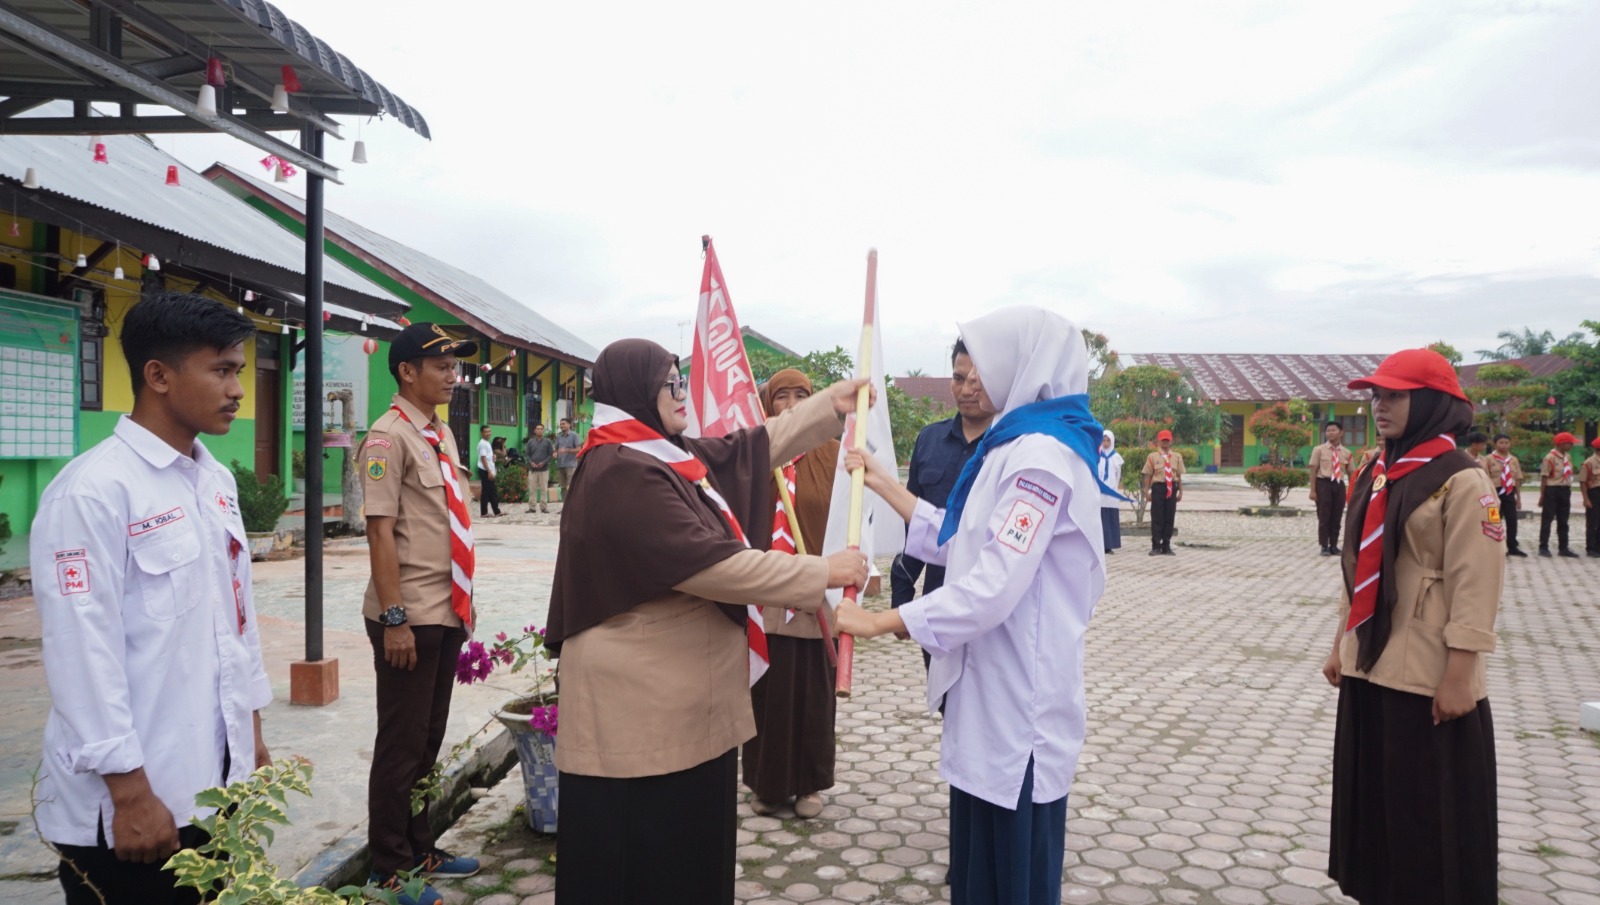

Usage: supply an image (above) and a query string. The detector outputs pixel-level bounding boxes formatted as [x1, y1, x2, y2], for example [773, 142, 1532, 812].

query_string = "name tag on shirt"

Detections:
[999, 500, 1045, 554]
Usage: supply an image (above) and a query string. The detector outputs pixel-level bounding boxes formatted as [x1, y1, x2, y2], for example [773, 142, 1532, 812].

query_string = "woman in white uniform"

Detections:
[1098, 430, 1125, 553]
[835, 305, 1113, 905]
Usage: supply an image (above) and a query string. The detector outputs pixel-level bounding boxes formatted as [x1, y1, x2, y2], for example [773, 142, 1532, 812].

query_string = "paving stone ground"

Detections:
[435, 510, 1600, 905]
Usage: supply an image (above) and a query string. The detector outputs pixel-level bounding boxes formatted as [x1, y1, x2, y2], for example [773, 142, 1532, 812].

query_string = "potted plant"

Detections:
[229, 461, 290, 560]
[457, 625, 558, 833]
[291, 449, 307, 495]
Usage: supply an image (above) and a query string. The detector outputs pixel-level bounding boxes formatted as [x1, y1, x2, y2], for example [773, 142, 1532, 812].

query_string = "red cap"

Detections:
[1347, 348, 1467, 401]
[1155, 429, 1173, 442]
[1591, 437, 1600, 450]
[1553, 432, 1576, 446]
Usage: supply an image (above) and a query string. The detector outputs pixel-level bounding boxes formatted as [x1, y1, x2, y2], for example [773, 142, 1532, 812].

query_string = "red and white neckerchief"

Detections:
[1328, 444, 1346, 484]
[1553, 450, 1572, 483]
[1347, 434, 1457, 632]
[227, 536, 246, 634]
[1161, 452, 1174, 493]
[770, 457, 802, 624]
[1492, 452, 1517, 496]
[390, 405, 475, 631]
[582, 402, 770, 685]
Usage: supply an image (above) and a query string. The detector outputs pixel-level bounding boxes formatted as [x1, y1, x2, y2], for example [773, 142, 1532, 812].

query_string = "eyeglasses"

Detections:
[662, 375, 688, 397]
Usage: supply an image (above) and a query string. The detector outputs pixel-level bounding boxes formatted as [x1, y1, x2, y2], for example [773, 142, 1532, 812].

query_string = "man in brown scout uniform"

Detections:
[1308, 421, 1353, 556]
[1538, 431, 1579, 558]
[359, 323, 483, 905]
[1464, 431, 1490, 467]
[1485, 434, 1528, 558]
[1582, 437, 1600, 558]
[1141, 429, 1185, 556]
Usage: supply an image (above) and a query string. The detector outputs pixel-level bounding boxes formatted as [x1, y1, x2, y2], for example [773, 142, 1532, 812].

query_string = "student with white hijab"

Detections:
[835, 305, 1112, 904]
[1098, 430, 1125, 554]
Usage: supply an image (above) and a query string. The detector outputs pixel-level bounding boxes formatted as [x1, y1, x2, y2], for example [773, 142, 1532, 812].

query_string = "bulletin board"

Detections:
[0, 292, 78, 459]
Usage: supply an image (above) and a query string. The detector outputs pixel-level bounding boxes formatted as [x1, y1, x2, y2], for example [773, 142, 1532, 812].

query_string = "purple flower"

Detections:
[495, 631, 508, 642]
[528, 704, 558, 736]
[537, 627, 547, 637]
[491, 647, 514, 666]
[455, 641, 494, 685]
[522, 624, 538, 634]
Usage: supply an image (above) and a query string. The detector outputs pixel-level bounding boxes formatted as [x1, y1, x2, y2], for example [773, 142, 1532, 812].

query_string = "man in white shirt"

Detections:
[475, 425, 501, 518]
[836, 306, 1108, 905]
[30, 292, 271, 905]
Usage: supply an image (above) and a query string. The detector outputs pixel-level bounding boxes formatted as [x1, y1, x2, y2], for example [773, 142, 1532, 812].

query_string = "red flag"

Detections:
[687, 237, 764, 437]
[685, 235, 769, 686]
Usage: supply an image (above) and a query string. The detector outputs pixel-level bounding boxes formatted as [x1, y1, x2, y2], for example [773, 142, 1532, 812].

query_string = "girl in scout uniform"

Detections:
[1321, 348, 1505, 905]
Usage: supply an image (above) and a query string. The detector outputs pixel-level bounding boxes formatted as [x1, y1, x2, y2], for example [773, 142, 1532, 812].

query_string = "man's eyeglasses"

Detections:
[662, 375, 688, 397]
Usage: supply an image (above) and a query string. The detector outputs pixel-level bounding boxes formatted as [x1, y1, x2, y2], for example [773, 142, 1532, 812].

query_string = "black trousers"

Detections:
[365, 620, 468, 876]
[1316, 477, 1347, 548]
[1149, 484, 1177, 551]
[1540, 486, 1571, 550]
[1499, 492, 1521, 552]
[478, 467, 501, 516]
[58, 822, 215, 905]
[1587, 488, 1600, 554]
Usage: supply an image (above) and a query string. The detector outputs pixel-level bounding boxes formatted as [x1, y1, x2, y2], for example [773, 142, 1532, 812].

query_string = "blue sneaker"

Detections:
[368, 872, 443, 905]
[417, 848, 481, 879]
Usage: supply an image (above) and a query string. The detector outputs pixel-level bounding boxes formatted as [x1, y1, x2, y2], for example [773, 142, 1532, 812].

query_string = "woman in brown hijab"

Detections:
[744, 369, 843, 819]
[547, 340, 869, 905]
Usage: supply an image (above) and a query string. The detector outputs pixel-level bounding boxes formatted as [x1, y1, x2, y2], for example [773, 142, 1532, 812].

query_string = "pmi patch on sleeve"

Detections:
[1014, 477, 1059, 506]
[56, 556, 89, 595]
[999, 500, 1046, 554]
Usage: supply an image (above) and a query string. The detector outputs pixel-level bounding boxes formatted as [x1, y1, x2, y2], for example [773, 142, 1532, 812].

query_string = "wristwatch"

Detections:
[378, 605, 408, 627]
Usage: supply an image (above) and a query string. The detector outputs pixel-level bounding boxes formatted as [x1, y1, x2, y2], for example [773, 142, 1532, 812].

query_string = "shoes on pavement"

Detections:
[751, 796, 780, 816]
[541, 505, 549, 513]
[1328, 546, 1340, 555]
[1105, 548, 1114, 555]
[417, 849, 480, 879]
[1319, 547, 1332, 556]
[1539, 548, 1553, 557]
[369, 873, 442, 905]
[1149, 549, 1161, 557]
[1587, 551, 1600, 558]
[794, 793, 824, 819]
[1558, 549, 1579, 558]
[1163, 548, 1176, 556]
[1508, 548, 1528, 557]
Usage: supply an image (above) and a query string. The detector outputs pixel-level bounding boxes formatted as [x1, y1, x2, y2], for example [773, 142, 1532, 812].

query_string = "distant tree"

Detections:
[1243, 402, 1315, 507]
[1475, 327, 1585, 362]
[749, 346, 945, 465]
[1472, 363, 1552, 466]
[886, 380, 950, 464]
[1091, 364, 1221, 524]
[1548, 320, 1600, 431]
[904, 367, 926, 378]
[1082, 329, 1119, 386]
[1428, 340, 1463, 367]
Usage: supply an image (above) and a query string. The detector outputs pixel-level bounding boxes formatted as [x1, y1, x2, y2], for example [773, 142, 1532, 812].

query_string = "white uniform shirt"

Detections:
[898, 433, 1105, 809]
[477, 437, 496, 477]
[30, 416, 273, 846]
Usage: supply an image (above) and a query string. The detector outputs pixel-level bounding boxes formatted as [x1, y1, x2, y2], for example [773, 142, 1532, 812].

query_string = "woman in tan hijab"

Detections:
[744, 369, 842, 819]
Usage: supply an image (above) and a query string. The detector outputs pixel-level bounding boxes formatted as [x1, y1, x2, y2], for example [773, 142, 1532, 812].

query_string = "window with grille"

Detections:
[79, 331, 103, 411]
[486, 369, 518, 426]
[1336, 414, 1366, 448]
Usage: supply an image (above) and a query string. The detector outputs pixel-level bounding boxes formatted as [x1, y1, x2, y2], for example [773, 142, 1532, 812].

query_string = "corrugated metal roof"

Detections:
[1122, 353, 1391, 403]
[0, 129, 408, 313]
[1458, 353, 1574, 387]
[208, 163, 600, 365]
[893, 376, 956, 409]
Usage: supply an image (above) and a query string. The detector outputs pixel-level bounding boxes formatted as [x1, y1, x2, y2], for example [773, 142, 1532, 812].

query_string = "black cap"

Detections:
[389, 322, 478, 370]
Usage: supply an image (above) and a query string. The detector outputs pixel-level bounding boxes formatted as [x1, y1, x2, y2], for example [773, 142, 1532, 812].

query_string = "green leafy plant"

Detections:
[495, 462, 528, 504]
[291, 449, 307, 480]
[410, 735, 476, 817]
[165, 758, 422, 904]
[228, 461, 290, 534]
[0, 510, 11, 558]
[1243, 403, 1313, 507]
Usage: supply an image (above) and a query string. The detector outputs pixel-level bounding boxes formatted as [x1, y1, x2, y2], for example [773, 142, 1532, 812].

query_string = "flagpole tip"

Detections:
[701, 235, 711, 250]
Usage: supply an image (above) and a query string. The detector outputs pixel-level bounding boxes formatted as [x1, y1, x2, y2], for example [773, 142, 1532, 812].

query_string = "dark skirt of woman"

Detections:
[1329, 676, 1498, 905]
[557, 748, 737, 905]
[743, 634, 836, 803]
[1099, 506, 1122, 551]
[949, 756, 1067, 905]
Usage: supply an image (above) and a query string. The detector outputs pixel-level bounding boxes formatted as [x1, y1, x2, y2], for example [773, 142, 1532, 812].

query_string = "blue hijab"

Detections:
[938, 394, 1126, 544]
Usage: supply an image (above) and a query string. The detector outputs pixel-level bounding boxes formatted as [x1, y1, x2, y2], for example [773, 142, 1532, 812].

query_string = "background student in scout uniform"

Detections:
[1322, 348, 1504, 905]
[1486, 434, 1527, 557]
[744, 369, 842, 820]
[1582, 438, 1600, 558]
[1538, 431, 1579, 558]
[1141, 429, 1185, 556]
[1464, 430, 1490, 466]
[1308, 421, 1353, 556]
[834, 306, 1113, 905]
[360, 323, 484, 905]
[30, 293, 271, 905]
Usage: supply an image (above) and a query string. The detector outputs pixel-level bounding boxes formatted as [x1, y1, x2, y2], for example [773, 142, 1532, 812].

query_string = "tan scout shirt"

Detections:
[1140, 450, 1186, 487]
[1307, 442, 1351, 481]
[554, 389, 844, 779]
[1335, 466, 1505, 700]
[360, 394, 469, 627]
[1485, 453, 1523, 495]
[1581, 454, 1600, 492]
[1542, 451, 1574, 487]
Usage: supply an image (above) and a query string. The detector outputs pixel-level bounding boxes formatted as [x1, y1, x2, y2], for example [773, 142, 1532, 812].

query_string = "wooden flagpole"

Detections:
[835, 249, 876, 699]
[774, 477, 838, 667]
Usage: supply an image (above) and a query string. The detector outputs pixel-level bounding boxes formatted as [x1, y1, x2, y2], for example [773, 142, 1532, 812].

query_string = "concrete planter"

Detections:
[1237, 506, 1305, 517]
[246, 531, 276, 561]
[496, 699, 559, 834]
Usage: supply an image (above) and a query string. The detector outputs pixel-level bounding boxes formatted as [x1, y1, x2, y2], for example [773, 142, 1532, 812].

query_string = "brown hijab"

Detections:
[761, 369, 840, 553]
[546, 339, 774, 653]
[1341, 388, 1477, 672]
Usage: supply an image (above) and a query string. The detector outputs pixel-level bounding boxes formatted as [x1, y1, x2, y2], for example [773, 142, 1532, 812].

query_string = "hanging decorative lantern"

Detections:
[23, 167, 39, 189]
[271, 84, 290, 113]
[113, 265, 125, 280]
[92, 139, 108, 164]
[244, 290, 255, 302]
[397, 316, 412, 326]
[74, 252, 87, 268]
[281, 65, 303, 93]
[359, 315, 369, 333]
[165, 165, 180, 186]
[281, 322, 291, 335]
[10, 221, 20, 238]
[352, 140, 368, 164]
[143, 254, 161, 272]
[273, 160, 289, 183]
[197, 84, 218, 116]
[362, 337, 379, 355]
[323, 310, 332, 322]
[205, 57, 226, 88]
[1547, 396, 1556, 406]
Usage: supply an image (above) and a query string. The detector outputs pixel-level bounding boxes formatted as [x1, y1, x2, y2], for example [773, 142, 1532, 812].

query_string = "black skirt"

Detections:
[557, 749, 737, 905]
[1329, 677, 1498, 905]
[1100, 507, 1122, 551]
[743, 634, 837, 802]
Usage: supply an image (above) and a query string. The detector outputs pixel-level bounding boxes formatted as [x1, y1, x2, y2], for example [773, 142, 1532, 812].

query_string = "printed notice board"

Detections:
[0, 292, 78, 459]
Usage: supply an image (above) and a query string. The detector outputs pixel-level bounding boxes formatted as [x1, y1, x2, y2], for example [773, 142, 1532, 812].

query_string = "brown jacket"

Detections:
[1140, 450, 1186, 487]
[1307, 442, 1351, 481]
[554, 390, 843, 778]
[1542, 451, 1574, 486]
[1582, 454, 1600, 492]
[1335, 467, 1505, 699]
[1484, 452, 1523, 496]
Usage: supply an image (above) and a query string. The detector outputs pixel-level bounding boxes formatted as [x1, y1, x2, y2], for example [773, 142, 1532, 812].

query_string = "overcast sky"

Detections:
[172, 0, 1600, 376]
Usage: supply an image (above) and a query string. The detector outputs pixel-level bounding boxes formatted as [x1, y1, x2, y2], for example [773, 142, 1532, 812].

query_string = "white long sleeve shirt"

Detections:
[29, 416, 273, 846]
[898, 433, 1105, 809]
